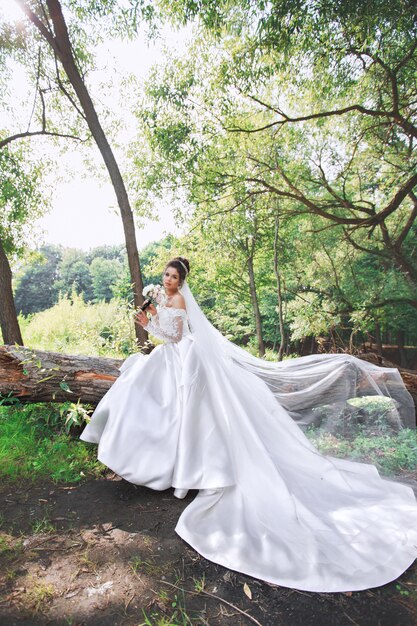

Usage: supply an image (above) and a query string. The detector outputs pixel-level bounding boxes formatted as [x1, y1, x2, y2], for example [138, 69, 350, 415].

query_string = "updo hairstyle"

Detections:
[165, 256, 190, 285]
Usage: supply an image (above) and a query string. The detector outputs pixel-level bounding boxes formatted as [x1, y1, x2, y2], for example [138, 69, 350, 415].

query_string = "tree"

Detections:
[0, 145, 45, 344]
[168, 0, 417, 289]
[15, 0, 148, 345]
[55, 250, 94, 301]
[132, 2, 417, 354]
[14, 245, 62, 315]
[273, 214, 286, 361]
[0, 243, 23, 345]
[90, 256, 123, 302]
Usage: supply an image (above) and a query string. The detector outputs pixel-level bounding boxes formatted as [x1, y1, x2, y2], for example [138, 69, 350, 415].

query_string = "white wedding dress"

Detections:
[80, 284, 417, 592]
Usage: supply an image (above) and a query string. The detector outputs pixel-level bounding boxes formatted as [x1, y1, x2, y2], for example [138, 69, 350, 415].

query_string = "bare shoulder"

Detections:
[171, 293, 186, 310]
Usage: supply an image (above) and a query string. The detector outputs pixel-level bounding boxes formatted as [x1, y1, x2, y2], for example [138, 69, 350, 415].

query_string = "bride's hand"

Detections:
[147, 304, 157, 316]
[135, 310, 149, 327]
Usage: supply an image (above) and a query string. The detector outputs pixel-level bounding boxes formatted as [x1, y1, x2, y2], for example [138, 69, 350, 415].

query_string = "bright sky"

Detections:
[0, 1, 192, 252]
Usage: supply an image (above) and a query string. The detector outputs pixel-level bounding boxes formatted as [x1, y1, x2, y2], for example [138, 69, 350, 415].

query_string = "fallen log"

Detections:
[357, 352, 417, 410]
[0, 344, 123, 405]
[0, 346, 416, 417]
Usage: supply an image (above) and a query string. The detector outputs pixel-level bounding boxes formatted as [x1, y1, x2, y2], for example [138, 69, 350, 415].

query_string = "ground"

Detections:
[0, 475, 416, 626]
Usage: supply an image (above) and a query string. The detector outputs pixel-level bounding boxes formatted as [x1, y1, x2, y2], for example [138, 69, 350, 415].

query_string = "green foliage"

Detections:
[1, 0, 416, 357]
[90, 256, 124, 302]
[14, 245, 62, 315]
[14, 242, 179, 316]
[21, 292, 137, 357]
[307, 427, 417, 476]
[60, 400, 92, 433]
[130, 1, 417, 353]
[14, 244, 129, 313]
[0, 404, 104, 484]
[0, 146, 46, 256]
[55, 249, 95, 302]
[162, 1, 417, 62]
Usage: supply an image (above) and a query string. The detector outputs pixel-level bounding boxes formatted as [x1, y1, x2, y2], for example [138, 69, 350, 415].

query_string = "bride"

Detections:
[80, 256, 417, 593]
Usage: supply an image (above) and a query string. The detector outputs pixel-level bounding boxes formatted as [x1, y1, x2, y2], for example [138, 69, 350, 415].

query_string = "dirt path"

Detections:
[0, 476, 416, 625]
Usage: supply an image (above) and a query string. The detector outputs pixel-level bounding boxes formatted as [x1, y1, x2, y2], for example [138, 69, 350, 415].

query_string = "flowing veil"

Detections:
[176, 282, 417, 592]
[180, 281, 415, 446]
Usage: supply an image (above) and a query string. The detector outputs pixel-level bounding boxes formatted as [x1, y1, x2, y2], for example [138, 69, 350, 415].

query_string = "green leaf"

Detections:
[59, 382, 73, 393]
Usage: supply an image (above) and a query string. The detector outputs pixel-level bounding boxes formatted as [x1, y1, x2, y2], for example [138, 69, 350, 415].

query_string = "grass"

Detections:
[307, 427, 417, 475]
[140, 589, 196, 626]
[31, 517, 56, 534]
[1, 396, 415, 487]
[0, 404, 105, 484]
[192, 573, 206, 593]
[305, 395, 417, 476]
[129, 554, 167, 578]
[0, 533, 23, 562]
[77, 549, 99, 574]
[25, 579, 56, 612]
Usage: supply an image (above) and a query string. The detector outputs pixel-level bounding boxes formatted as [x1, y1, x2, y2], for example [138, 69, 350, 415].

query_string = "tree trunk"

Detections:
[0, 241, 23, 345]
[374, 322, 383, 356]
[0, 345, 122, 405]
[0, 347, 415, 421]
[247, 253, 265, 357]
[273, 215, 286, 361]
[397, 329, 408, 369]
[310, 336, 316, 354]
[18, 0, 147, 346]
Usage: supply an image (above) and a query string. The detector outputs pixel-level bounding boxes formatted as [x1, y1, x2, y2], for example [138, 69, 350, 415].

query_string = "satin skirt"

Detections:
[80, 337, 417, 592]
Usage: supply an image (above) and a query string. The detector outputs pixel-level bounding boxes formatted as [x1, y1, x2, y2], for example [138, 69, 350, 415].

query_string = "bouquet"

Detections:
[140, 284, 167, 311]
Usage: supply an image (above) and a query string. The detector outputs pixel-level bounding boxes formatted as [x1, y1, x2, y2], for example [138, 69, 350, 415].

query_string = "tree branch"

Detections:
[0, 130, 84, 148]
[349, 47, 400, 114]
[365, 170, 417, 225]
[246, 155, 380, 224]
[15, 0, 59, 52]
[27, 47, 42, 132]
[395, 39, 417, 73]
[227, 102, 393, 134]
[342, 229, 389, 259]
[368, 298, 417, 310]
[245, 151, 417, 236]
[395, 191, 417, 249]
[39, 88, 47, 129]
[230, 77, 417, 140]
[53, 51, 87, 121]
[315, 162, 375, 216]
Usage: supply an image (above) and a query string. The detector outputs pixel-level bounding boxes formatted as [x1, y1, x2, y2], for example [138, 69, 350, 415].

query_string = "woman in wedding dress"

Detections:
[80, 256, 417, 593]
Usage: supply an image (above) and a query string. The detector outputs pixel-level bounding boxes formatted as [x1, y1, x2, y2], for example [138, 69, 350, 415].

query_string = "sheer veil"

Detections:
[180, 281, 415, 440]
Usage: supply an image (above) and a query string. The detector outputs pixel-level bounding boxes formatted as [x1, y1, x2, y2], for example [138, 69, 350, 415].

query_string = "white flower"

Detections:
[142, 283, 167, 304]
[142, 284, 155, 297]
[154, 286, 167, 305]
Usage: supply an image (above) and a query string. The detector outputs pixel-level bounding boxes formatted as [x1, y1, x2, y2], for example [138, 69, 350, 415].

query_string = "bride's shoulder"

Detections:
[169, 293, 186, 310]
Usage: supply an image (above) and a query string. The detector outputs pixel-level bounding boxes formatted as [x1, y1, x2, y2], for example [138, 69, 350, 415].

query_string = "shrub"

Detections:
[21, 293, 137, 357]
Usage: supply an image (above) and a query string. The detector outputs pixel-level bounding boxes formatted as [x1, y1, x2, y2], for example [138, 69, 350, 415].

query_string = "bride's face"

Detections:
[163, 266, 180, 293]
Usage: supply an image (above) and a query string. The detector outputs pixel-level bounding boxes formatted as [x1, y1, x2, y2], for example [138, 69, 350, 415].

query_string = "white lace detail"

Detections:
[145, 306, 190, 343]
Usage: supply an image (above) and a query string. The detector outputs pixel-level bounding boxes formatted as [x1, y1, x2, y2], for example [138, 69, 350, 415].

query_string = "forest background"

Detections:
[1, 0, 416, 366]
[1, 0, 417, 370]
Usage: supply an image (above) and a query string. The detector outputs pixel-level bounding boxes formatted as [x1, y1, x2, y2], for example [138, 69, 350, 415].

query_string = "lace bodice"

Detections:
[144, 305, 190, 343]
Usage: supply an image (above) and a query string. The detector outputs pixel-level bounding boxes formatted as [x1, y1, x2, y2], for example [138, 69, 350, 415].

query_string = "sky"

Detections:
[0, 1, 192, 252]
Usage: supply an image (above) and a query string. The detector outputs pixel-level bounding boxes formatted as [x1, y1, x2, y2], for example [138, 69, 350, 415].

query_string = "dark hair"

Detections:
[165, 256, 190, 284]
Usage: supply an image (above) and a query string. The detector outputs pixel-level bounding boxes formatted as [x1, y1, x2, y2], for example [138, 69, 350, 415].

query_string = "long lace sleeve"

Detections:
[144, 309, 187, 343]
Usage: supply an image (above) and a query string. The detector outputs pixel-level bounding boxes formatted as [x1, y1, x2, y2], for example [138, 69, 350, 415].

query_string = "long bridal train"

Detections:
[80, 283, 417, 593]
